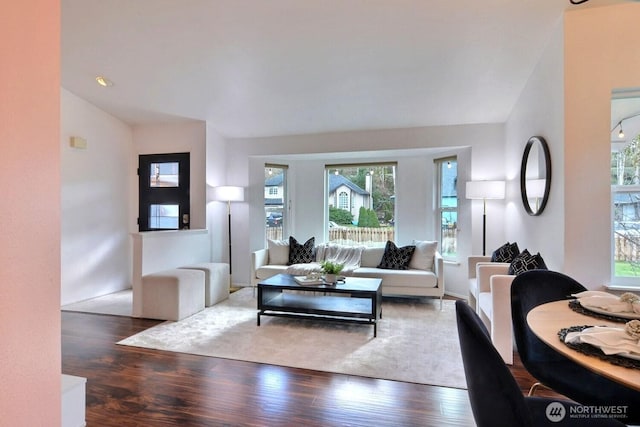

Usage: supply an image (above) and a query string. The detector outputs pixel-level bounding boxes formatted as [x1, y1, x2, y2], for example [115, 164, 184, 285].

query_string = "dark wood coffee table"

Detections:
[257, 274, 383, 337]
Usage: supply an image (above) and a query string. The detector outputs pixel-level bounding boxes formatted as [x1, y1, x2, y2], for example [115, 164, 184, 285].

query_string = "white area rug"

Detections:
[118, 288, 466, 389]
[61, 289, 132, 317]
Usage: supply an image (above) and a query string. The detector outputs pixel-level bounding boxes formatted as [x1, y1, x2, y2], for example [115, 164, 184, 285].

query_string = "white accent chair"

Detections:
[468, 256, 516, 364]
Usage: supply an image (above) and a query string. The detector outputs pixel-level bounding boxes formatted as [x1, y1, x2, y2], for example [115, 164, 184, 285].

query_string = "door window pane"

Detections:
[139, 153, 190, 231]
[149, 204, 179, 229]
[150, 162, 179, 187]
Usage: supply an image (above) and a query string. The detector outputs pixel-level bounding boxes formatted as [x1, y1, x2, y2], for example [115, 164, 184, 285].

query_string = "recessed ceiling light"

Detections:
[95, 76, 114, 87]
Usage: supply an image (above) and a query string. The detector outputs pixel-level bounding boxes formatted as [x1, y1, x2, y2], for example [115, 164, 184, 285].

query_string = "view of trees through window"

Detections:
[612, 136, 640, 279]
[326, 164, 396, 247]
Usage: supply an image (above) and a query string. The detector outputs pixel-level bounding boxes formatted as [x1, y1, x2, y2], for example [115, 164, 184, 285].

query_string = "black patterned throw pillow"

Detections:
[288, 236, 315, 265]
[491, 241, 520, 263]
[377, 241, 416, 270]
[508, 249, 548, 275]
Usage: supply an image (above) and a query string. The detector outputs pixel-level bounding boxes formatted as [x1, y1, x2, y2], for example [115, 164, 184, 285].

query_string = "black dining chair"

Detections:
[455, 300, 626, 427]
[511, 270, 640, 424]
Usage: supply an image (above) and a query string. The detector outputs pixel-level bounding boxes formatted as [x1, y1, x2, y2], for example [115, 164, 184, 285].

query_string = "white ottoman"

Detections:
[180, 262, 230, 306]
[141, 268, 205, 321]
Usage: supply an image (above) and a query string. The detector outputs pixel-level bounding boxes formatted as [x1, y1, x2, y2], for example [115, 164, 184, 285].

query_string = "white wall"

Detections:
[226, 123, 504, 297]
[60, 103, 212, 305]
[504, 3, 640, 290]
[504, 16, 565, 272]
[205, 123, 232, 268]
[132, 122, 207, 230]
[60, 89, 134, 304]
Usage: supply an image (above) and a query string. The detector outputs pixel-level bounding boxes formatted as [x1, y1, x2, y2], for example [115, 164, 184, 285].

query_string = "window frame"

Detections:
[435, 157, 458, 261]
[264, 164, 288, 241]
[611, 183, 640, 288]
[325, 162, 396, 247]
[338, 191, 349, 210]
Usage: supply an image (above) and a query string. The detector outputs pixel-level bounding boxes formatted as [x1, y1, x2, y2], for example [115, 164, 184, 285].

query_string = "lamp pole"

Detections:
[211, 185, 245, 276]
[465, 180, 505, 257]
[482, 198, 487, 256]
[226, 199, 233, 274]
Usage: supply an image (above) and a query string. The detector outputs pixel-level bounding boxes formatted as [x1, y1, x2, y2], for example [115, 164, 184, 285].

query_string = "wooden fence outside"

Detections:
[266, 226, 458, 255]
[265, 227, 284, 241]
[328, 227, 394, 246]
[266, 226, 394, 246]
[615, 231, 640, 262]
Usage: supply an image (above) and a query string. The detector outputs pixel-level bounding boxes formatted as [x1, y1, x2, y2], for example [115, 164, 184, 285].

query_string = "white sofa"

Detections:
[468, 256, 515, 364]
[252, 242, 445, 308]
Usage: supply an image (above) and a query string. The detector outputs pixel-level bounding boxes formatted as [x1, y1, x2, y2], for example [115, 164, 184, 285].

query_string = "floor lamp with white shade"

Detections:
[210, 185, 245, 275]
[465, 180, 505, 256]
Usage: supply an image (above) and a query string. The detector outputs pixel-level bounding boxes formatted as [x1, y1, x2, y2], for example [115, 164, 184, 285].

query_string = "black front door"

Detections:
[138, 152, 190, 231]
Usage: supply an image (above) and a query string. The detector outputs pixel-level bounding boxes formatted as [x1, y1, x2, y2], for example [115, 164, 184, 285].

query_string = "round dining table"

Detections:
[527, 300, 640, 392]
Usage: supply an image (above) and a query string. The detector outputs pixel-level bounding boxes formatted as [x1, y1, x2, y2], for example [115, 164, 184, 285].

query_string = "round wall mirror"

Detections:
[520, 136, 551, 216]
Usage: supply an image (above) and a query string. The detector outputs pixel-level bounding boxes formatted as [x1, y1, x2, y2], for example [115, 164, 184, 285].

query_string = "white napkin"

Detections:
[572, 291, 618, 299]
[565, 326, 640, 359]
[572, 291, 640, 314]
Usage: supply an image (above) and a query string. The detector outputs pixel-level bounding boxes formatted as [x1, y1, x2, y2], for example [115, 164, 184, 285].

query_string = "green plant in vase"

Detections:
[320, 260, 344, 284]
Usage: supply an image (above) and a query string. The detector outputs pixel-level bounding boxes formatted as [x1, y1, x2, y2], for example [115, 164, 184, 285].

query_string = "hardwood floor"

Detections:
[61, 311, 562, 427]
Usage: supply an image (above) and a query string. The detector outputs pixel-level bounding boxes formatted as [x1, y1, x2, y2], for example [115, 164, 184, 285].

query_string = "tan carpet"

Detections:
[117, 287, 467, 389]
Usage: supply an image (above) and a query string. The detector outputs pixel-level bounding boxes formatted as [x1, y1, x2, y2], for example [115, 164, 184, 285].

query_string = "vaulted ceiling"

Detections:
[61, 0, 625, 138]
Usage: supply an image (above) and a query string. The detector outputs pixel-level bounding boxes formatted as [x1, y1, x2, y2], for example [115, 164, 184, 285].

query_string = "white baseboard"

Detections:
[233, 282, 251, 288]
[445, 291, 467, 300]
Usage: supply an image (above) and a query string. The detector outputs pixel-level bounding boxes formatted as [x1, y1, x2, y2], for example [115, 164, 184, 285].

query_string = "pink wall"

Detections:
[0, 1, 61, 424]
[564, 4, 640, 287]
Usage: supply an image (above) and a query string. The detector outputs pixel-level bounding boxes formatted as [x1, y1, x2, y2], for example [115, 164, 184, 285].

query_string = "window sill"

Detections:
[604, 283, 640, 292]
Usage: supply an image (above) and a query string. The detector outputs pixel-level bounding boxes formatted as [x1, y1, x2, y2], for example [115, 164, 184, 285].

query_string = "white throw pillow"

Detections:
[409, 240, 438, 270]
[268, 239, 289, 265]
[360, 247, 386, 268]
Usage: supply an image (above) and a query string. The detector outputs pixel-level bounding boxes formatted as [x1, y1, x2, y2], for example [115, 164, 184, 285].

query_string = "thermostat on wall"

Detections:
[69, 136, 87, 149]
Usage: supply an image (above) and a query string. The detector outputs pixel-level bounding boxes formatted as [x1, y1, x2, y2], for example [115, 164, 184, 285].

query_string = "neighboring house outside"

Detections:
[614, 192, 640, 231]
[264, 173, 370, 223]
[264, 174, 284, 216]
[328, 174, 370, 223]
